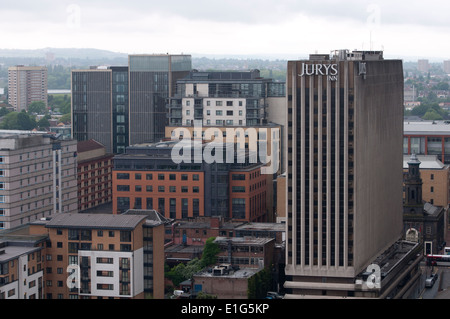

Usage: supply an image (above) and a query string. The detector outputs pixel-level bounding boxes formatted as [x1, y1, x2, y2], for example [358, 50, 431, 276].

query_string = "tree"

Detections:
[37, 117, 51, 129]
[59, 113, 71, 124]
[28, 101, 47, 114]
[0, 107, 10, 117]
[0, 111, 37, 130]
[200, 237, 220, 268]
[422, 109, 443, 121]
[247, 267, 272, 299]
[17, 112, 37, 130]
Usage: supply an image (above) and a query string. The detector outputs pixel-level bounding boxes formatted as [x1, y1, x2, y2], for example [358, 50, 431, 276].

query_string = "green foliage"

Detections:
[0, 107, 10, 117]
[37, 117, 51, 129]
[247, 267, 272, 299]
[196, 291, 217, 299]
[165, 237, 220, 288]
[200, 237, 220, 268]
[28, 101, 47, 114]
[0, 111, 37, 130]
[422, 109, 443, 120]
[48, 94, 71, 114]
[59, 113, 71, 124]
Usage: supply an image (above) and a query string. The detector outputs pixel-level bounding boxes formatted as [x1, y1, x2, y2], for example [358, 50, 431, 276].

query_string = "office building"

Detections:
[76, 139, 113, 212]
[284, 50, 421, 298]
[72, 55, 191, 153]
[128, 54, 191, 145]
[72, 66, 128, 154]
[112, 140, 268, 222]
[8, 66, 48, 112]
[0, 131, 77, 230]
[404, 120, 450, 165]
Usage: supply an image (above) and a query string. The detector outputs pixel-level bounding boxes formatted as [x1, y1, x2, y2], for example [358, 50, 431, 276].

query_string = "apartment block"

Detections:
[8, 65, 48, 112]
[0, 131, 77, 230]
[27, 210, 167, 299]
[0, 234, 47, 299]
[167, 70, 285, 127]
[77, 139, 113, 212]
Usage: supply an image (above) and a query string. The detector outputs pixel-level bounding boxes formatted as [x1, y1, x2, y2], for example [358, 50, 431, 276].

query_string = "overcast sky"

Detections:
[3, 0, 450, 60]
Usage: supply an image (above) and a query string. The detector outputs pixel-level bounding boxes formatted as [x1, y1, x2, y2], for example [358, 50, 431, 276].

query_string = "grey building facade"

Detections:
[71, 55, 191, 154]
[128, 55, 191, 146]
[284, 50, 417, 298]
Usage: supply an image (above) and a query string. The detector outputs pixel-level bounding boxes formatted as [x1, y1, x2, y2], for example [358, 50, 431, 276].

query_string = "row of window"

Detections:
[117, 173, 200, 181]
[55, 228, 132, 242]
[117, 185, 200, 193]
[185, 100, 244, 107]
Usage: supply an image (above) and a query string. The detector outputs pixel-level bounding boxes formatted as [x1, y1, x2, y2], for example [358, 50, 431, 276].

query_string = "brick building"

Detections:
[0, 209, 169, 299]
[112, 140, 269, 222]
[77, 139, 113, 212]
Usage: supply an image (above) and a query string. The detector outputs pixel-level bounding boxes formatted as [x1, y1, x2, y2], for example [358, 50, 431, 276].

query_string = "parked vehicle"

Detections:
[425, 273, 439, 288]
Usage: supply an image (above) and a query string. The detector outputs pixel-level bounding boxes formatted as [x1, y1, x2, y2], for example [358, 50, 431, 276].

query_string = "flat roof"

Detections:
[194, 267, 261, 279]
[403, 155, 446, 170]
[43, 213, 147, 230]
[214, 236, 274, 246]
[404, 120, 450, 135]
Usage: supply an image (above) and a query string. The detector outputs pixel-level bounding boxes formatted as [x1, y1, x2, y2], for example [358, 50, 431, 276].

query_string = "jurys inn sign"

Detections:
[299, 63, 338, 81]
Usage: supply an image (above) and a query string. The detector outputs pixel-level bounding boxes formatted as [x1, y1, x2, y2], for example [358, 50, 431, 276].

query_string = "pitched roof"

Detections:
[45, 213, 147, 230]
[77, 139, 105, 153]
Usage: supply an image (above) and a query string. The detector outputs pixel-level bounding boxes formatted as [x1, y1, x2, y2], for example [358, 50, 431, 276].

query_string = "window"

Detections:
[146, 185, 153, 192]
[120, 231, 131, 242]
[193, 186, 199, 193]
[169, 174, 176, 180]
[216, 101, 222, 106]
[146, 174, 153, 180]
[135, 173, 141, 180]
[193, 174, 199, 181]
[158, 186, 165, 192]
[169, 186, 176, 192]
[431, 186, 434, 193]
[181, 186, 188, 193]
[226, 101, 233, 106]
[227, 110, 233, 116]
[117, 185, 130, 191]
[158, 174, 165, 180]
[117, 173, 130, 180]
[232, 186, 246, 193]
[431, 174, 434, 180]
[216, 110, 222, 116]
[181, 174, 188, 181]
[108, 231, 115, 237]
[135, 185, 142, 192]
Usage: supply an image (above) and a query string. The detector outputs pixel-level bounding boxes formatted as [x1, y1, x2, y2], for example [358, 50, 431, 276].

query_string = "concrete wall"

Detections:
[353, 59, 404, 273]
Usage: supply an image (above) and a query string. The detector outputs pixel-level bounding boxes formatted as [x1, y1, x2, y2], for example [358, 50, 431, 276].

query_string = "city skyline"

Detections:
[2, 0, 450, 61]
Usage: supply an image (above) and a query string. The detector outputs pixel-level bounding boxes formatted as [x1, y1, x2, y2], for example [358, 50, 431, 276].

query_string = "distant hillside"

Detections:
[0, 47, 128, 60]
